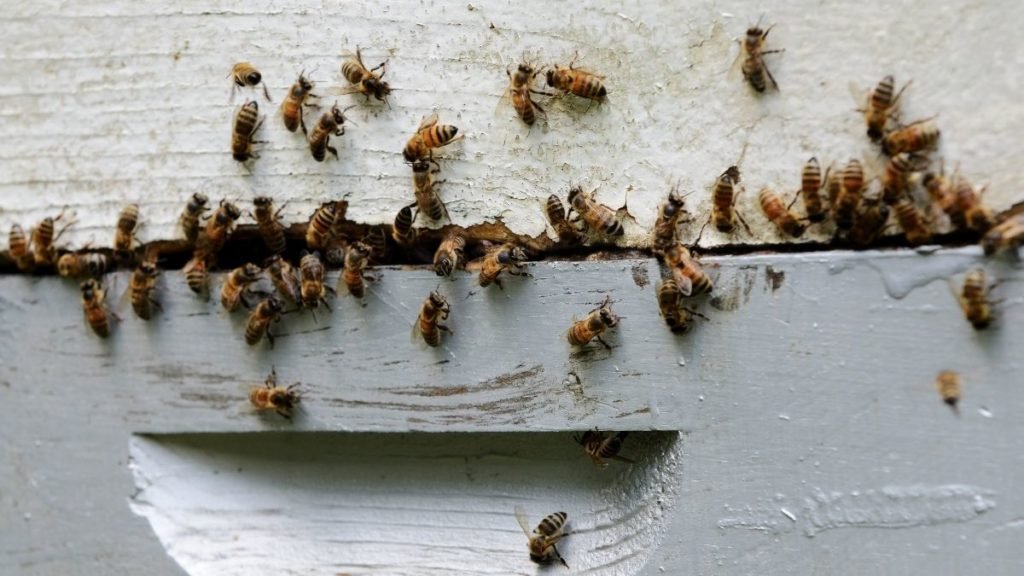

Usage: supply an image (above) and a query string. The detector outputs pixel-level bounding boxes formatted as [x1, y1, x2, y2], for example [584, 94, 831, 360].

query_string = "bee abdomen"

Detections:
[341, 61, 365, 85]
[538, 512, 567, 536]
[244, 322, 265, 346]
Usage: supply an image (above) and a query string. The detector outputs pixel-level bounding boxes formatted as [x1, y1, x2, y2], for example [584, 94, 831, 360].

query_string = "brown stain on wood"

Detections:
[765, 265, 785, 292]
[390, 364, 545, 397]
[630, 262, 649, 288]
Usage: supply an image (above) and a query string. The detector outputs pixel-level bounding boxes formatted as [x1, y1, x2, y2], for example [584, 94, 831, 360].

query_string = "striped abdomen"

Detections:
[341, 60, 367, 85]
[392, 205, 416, 246]
[306, 203, 337, 250]
[894, 198, 932, 246]
[882, 154, 914, 204]
[420, 123, 459, 150]
[9, 224, 35, 271]
[413, 170, 446, 221]
[800, 157, 826, 222]
[712, 172, 738, 232]
[759, 188, 806, 237]
[961, 270, 991, 329]
[657, 279, 687, 332]
[255, 203, 286, 254]
[567, 315, 602, 346]
[232, 101, 260, 161]
[183, 256, 208, 294]
[32, 217, 56, 264]
[535, 512, 567, 537]
[883, 121, 940, 156]
[742, 56, 767, 92]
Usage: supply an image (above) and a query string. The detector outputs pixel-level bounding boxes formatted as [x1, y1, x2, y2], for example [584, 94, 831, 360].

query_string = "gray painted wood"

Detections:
[2, 248, 1023, 574]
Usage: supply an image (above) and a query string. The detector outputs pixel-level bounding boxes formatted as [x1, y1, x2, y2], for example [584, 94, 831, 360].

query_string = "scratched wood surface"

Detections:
[2, 248, 1024, 574]
[1, 0, 1022, 251]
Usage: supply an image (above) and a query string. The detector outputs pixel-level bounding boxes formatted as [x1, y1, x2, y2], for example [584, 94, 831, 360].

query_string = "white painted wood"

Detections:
[2, 248, 1023, 574]
[1, 0, 1021, 251]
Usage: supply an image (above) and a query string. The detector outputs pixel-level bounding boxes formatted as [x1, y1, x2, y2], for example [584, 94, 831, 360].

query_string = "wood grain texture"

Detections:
[2, 248, 1024, 574]
[1, 0, 1022, 251]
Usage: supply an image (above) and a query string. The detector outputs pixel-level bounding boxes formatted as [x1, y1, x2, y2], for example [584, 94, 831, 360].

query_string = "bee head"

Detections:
[80, 279, 98, 298]
[867, 126, 883, 141]
[253, 196, 272, 208]
[245, 71, 262, 86]
[191, 192, 209, 207]
[139, 260, 158, 276]
[267, 295, 284, 312]
[435, 257, 454, 277]
[411, 159, 431, 173]
[429, 289, 448, 309]
[298, 73, 314, 92]
[220, 201, 242, 222]
[545, 68, 556, 87]
[567, 186, 584, 207]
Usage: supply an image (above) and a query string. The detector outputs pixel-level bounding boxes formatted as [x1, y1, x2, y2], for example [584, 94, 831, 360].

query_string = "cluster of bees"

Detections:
[3, 20, 1022, 569]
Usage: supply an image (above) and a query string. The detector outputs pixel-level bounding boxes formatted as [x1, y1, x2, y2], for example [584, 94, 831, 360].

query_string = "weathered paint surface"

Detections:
[2, 248, 1024, 574]
[0, 0, 1021, 250]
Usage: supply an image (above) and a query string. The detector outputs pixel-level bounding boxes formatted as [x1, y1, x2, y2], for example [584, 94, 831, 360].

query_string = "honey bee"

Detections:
[954, 176, 993, 234]
[893, 196, 933, 246]
[433, 229, 466, 277]
[923, 166, 962, 228]
[179, 192, 210, 243]
[196, 200, 242, 261]
[57, 252, 113, 279]
[856, 75, 910, 141]
[545, 194, 582, 245]
[478, 243, 529, 289]
[253, 196, 287, 254]
[125, 255, 161, 320]
[935, 370, 961, 415]
[31, 209, 73, 267]
[231, 100, 263, 162]
[567, 296, 619, 350]
[954, 268, 995, 330]
[339, 241, 375, 298]
[250, 368, 301, 419]
[230, 62, 271, 102]
[499, 60, 549, 126]
[652, 186, 689, 253]
[114, 203, 140, 258]
[392, 205, 417, 247]
[299, 251, 332, 313]
[411, 159, 448, 221]
[881, 118, 940, 156]
[306, 200, 345, 252]
[881, 153, 920, 205]
[573, 429, 633, 466]
[364, 225, 389, 264]
[8, 224, 35, 272]
[411, 289, 452, 347]
[265, 255, 301, 304]
[80, 278, 113, 338]
[220, 263, 263, 312]
[758, 187, 806, 237]
[338, 47, 392, 105]
[981, 213, 1024, 256]
[545, 52, 607, 104]
[245, 295, 285, 347]
[662, 243, 713, 296]
[707, 165, 751, 236]
[183, 255, 209, 295]
[656, 278, 706, 333]
[731, 19, 784, 92]
[309, 103, 354, 162]
[403, 113, 462, 163]
[826, 163, 843, 208]
[514, 506, 569, 568]
[847, 195, 890, 248]
[280, 71, 317, 134]
[799, 157, 827, 223]
[834, 158, 865, 231]
[567, 185, 624, 237]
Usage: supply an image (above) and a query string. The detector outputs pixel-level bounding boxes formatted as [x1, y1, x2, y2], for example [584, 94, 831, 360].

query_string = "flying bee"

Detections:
[881, 118, 940, 156]
[31, 209, 73, 267]
[546, 52, 607, 104]
[80, 278, 113, 338]
[124, 254, 161, 320]
[514, 506, 569, 568]
[338, 47, 392, 105]
[309, 102, 354, 162]
[265, 255, 302, 304]
[9, 224, 35, 272]
[847, 195, 890, 248]
[662, 242, 713, 296]
[499, 60, 549, 126]
[57, 252, 113, 279]
[252, 196, 287, 254]
[230, 61, 271, 102]
[403, 112, 462, 162]
[411, 289, 452, 348]
[433, 229, 466, 277]
[299, 251, 332, 314]
[935, 370, 961, 415]
[893, 196, 933, 246]
[392, 205, 417, 247]
[798, 157, 827, 223]
[196, 199, 242, 261]
[478, 243, 529, 289]
[545, 194, 582, 245]
[250, 368, 301, 419]
[954, 176, 993, 233]
[567, 185, 624, 237]
[245, 295, 284, 347]
[758, 187, 806, 237]
[573, 429, 633, 466]
[656, 278, 706, 333]
[652, 185, 689, 253]
[339, 241, 375, 298]
[411, 159, 448, 221]
[179, 192, 210, 243]
[731, 19, 783, 92]
[981, 213, 1024, 256]
[220, 263, 263, 312]
[114, 203, 140, 259]
[306, 200, 345, 251]
[855, 75, 910, 141]
[954, 268, 995, 330]
[834, 158, 865, 231]
[183, 255, 209, 295]
[280, 71, 317, 134]
[567, 296, 619, 350]
[231, 100, 263, 162]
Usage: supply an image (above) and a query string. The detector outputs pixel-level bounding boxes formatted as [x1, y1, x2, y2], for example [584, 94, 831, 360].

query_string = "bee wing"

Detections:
[494, 82, 514, 118]
[514, 505, 535, 536]
[115, 282, 133, 313]
[334, 269, 351, 296]
[727, 42, 746, 79]
[417, 112, 439, 132]
[409, 314, 428, 348]
[610, 454, 636, 464]
[674, 272, 694, 297]
[847, 81, 871, 108]
[326, 84, 368, 97]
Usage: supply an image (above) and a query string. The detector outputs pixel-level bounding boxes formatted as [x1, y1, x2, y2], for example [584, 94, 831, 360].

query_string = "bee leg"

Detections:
[552, 545, 569, 568]
[150, 297, 163, 312]
[438, 323, 453, 336]
[736, 211, 753, 235]
[327, 145, 339, 160]
[299, 115, 307, 135]
[262, 83, 273, 102]
[275, 407, 292, 420]
[321, 296, 333, 311]
[595, 335, 612, 351]
[763, 61, 780, 91]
